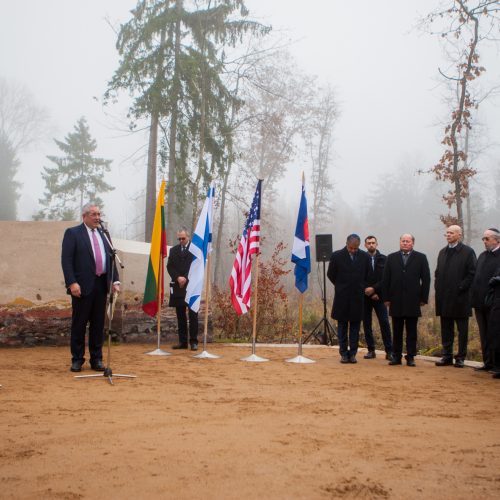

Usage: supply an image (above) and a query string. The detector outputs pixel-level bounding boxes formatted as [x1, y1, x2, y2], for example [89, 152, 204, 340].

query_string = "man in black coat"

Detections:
[61, 203, 120, 372]
[486, 269, 500, 379]
[327, 234, 370, 364]
[362, 235, 393, 360]
[470, 228, 500, 371]
[382, 234, 430, 367]
[167, 228, 199, 350]
[434, 225, 476, 368]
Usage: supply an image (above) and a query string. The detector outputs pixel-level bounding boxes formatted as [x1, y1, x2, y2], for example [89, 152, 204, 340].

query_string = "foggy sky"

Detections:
[1, 0, 499, 241]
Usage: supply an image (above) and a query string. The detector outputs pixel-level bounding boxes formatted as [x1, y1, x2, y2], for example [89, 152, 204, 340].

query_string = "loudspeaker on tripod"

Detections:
[315, 234, 332, 262]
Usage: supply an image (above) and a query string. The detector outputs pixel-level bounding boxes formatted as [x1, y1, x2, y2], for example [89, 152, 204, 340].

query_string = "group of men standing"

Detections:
[62, 203, 500, 379]
[327, 226, 500, 379]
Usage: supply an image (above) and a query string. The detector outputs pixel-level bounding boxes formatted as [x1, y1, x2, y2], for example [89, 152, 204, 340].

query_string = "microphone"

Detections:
[98, 219, 109, 233]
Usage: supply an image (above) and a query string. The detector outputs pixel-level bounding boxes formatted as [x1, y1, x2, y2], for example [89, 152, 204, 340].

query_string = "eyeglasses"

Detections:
[178, 237, 187, 241]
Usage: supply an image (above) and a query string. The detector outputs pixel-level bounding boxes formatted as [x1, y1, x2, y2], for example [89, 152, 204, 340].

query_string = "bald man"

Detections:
[471, 228, 500, 371]
[434, 225, 476, 368]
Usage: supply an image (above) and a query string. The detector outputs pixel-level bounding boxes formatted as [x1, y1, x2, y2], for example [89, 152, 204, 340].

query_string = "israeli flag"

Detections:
[186, 182, 215, 312]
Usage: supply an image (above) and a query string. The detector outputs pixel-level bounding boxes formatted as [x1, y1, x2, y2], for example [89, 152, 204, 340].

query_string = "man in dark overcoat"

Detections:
[327, 234, 370, 363]
[167, 227, 199, 350]
[434, 225, 476, 368]
[486, 269, 500, 379]
[61, 203, 120, 372]
[470, 228, 500, 371]
[382, 233, 430, 366]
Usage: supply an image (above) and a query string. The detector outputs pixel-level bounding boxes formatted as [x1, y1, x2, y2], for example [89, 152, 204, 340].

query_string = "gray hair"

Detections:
[177, 226, 190, 237]
[400, 233, 415, 243]
[82, 203, 99, 215]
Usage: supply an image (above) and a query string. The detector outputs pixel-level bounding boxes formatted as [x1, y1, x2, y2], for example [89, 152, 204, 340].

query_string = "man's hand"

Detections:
[371, 293, 379, 301]
[69, 283, 81, 297]
[113, 283, 121, 294]
[365, 287, 375, 296]
[177, 276, 187, 288]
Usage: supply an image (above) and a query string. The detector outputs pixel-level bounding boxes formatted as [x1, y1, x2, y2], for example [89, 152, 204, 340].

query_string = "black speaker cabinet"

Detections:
[315, 234, 332, 262]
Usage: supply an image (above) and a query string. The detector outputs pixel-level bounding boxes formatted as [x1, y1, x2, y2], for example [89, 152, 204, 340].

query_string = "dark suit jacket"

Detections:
[327, 247, 369, 322]
[471, 247, 500, 309]
[434, 242, 476, 318]
[61, 223, 118, 296]
[366, 250, 388, 298]
[166, 243, 194, 307]
[382, 250, 430, 318]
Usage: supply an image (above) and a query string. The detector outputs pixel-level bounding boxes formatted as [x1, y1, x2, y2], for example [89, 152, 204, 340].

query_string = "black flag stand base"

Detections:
[303, 260, 337, 346]
[75, 227, 136, 386]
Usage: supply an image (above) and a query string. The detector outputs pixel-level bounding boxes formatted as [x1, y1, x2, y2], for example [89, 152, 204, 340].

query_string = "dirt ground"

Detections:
[1, 343, 499, 500]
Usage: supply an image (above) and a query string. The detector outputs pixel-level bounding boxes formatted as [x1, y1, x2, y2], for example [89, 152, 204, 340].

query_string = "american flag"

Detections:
[229, 179, 262, 315]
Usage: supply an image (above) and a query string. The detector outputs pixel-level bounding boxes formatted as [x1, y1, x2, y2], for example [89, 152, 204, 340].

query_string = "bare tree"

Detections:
[422, 0, 500, 228]
[303, 84, 338, 236]
[0, 78, 48, 219]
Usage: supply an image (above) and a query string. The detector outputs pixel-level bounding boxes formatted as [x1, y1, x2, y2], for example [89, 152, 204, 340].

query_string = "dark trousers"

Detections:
[475, 307, 493, 368]
[70, 275, 107, 363]
[337, 321, 360, 357]
[175, 306, 199, 345]
[440, 317, 468, 360]
[391, 316, 418, 360]
[363, 298, 393, 353]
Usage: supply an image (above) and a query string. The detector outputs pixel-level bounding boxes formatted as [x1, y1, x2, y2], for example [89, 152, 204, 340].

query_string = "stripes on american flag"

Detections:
[229, 179, 262, 315]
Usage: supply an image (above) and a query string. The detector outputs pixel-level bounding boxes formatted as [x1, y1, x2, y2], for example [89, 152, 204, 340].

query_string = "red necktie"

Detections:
[91, 229, 104, 275]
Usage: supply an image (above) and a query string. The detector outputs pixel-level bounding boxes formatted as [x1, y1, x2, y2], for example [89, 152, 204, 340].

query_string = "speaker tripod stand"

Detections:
[303, 260, 336, 346]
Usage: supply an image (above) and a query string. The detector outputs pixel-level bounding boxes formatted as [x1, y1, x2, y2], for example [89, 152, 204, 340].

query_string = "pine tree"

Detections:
[36, 117, 113, 220]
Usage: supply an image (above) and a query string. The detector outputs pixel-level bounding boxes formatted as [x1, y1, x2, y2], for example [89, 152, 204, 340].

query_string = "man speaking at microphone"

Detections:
[61, 203, 120, 372]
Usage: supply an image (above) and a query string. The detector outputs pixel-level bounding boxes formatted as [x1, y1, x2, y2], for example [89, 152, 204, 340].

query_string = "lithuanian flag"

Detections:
[142, 180, 167, 317]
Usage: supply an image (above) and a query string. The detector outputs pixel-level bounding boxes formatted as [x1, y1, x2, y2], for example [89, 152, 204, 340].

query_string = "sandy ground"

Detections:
[1, 343, 499, 500]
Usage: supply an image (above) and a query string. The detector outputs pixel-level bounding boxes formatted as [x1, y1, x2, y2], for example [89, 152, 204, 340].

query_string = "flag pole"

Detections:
[193, 252, 220, 359]
[145, 224, 170, 356]
[298, 292, 303, 356]
[241, 252, 268, 362]
[286, 172, 315, 364]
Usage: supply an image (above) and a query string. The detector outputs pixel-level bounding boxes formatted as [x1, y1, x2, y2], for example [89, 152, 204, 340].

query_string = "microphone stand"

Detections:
[75, 221, 136, 385]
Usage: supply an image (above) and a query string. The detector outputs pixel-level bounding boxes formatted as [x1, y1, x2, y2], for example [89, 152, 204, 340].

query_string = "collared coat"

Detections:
[434, 242, 476, 318]
[166, 243, 194, 307]
[327, 247, 370, 322]
[61, 223, 119, 296]
[382, 250, 431, 318]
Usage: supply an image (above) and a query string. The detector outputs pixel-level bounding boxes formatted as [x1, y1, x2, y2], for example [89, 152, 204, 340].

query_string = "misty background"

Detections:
[1, 0, 499, 281]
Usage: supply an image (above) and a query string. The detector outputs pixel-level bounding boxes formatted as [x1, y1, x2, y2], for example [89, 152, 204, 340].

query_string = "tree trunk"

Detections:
[145, 110, 159, 242]
[166, 0, 183, 243]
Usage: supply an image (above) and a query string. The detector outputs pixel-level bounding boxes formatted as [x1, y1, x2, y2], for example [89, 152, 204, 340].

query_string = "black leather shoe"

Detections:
[340, 355, 350, 364]
[454, 359, 465, 368]
[406, 358, 416, 367]
[70, 361, 83, 372]
[388, 358, 402, 365]
[493, 372, 500, 379]
[364, 351, 376, 359]
[385, 353, 393, 361]
[190, 343, 198, 351]
[172, 343, 188, 349]
[435, 357, 453, 366]
[90, 360, 105, 372]
[349, 356, 357, 364]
